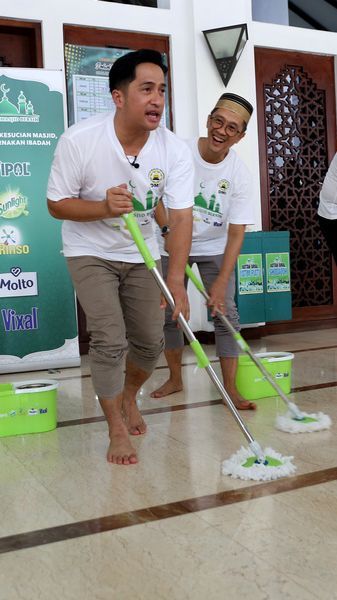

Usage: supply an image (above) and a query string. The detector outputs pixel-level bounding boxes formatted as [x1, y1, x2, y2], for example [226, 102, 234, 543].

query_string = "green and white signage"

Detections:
[0, 69, 80, 373]
[237, 253, 263, 295]
[266, 252, 291, 293]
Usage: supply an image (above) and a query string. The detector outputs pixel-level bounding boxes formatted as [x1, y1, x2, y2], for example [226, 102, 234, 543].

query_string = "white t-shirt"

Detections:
[158, 138, 255, 256]
[47, 113, 194, 262]
[318, 153, 337, 220]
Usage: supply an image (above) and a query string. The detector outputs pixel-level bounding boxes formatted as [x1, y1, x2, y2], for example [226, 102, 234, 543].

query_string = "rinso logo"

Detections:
[0, 267, 38, 298]
[0, 225, 30, 255]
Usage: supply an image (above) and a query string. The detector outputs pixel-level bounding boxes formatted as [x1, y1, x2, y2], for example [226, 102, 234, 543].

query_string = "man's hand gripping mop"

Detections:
[123, 213, 296, 481]
[185, 264, 331, 434]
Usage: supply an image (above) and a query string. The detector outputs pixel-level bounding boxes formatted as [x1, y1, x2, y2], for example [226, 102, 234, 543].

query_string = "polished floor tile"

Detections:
[0, 328, 337, 599]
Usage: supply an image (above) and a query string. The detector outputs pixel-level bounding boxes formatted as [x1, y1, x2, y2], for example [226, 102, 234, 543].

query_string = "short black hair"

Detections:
[109, 49, 168, 93]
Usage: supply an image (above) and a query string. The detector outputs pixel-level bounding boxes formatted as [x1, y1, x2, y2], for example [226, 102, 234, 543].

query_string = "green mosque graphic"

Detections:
[194, 182, 221, 214]
[0, 84, 39, 122]
[129, 181, 159, 212]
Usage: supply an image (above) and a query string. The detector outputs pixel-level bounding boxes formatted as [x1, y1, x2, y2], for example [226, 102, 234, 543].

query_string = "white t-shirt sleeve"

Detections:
[164, 142, 194, 210]
[47, 135, 82, 201]
[228, 162, 255, 226]
[318, 153, 337, 212]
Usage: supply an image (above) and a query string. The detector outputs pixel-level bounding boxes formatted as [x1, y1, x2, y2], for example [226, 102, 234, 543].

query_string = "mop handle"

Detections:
[123, 213, 258, 447]
[185, 264, 302, 417]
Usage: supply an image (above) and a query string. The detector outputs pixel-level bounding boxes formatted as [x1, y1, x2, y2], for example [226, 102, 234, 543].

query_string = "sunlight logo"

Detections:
[0, 83, 39, 123]
[0, 190, 29, 219]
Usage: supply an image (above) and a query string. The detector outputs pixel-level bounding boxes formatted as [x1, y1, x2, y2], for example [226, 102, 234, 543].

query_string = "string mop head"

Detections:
[275, 411, 332, 433]
[221, 445, 296, 481]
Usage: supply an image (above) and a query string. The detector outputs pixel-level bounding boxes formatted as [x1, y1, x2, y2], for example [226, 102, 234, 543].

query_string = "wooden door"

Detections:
[0, 19, 42, 68]
[255, 48, 337, 332]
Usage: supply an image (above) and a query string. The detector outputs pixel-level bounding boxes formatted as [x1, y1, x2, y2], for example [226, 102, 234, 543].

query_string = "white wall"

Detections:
[191, 0, 261, 227]
[1, 0, 198, 139]
[3, 0, 337, 231]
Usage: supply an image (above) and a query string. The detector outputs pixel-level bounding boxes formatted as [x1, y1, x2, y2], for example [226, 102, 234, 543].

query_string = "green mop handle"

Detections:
[185, 263, 302, 418]
[185, 264, 250, 351]
[123, 214, 208, 368]
[123, 213, 156, 270]
[122, 213, 262, 452]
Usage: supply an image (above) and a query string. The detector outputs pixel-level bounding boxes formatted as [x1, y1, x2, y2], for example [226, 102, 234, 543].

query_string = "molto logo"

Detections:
[0, 161, 31, 177]
[1, 307, 38, 331]
[0, 267, 38, 298]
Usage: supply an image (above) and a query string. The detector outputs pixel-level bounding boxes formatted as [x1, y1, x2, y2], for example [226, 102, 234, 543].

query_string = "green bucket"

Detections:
[0, 379, 58, 437]
[235, 352, 294, 400]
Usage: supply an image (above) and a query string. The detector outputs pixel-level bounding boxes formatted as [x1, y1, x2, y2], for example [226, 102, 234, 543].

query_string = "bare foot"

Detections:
[107, 422, 138, 465]
[123, 399, 147, 436]
[234, 399, 257, 410]
[150, 378, 183, 398]
[226, 390, 257, 411]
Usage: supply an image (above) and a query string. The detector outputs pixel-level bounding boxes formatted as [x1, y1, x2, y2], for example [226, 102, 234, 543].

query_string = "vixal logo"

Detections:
[0, 267, 38, 298]
[1, 307, 38, 331]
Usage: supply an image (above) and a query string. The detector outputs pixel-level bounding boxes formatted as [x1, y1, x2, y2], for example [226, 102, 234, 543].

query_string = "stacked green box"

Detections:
[236, 231, 292, 324]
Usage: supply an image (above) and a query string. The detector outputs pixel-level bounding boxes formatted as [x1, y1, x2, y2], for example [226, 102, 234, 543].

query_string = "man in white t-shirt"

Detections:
[318, 152, 337, 266]
[47, 49, 193, 465]
[151, 93, 256, 410]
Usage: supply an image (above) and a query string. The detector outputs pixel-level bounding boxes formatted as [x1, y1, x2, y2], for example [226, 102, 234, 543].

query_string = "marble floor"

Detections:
[1, 328, 337, 599]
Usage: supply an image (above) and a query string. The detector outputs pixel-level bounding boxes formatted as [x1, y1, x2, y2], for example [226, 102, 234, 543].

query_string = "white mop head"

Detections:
[221, 446, 296, 481]
[275, 411, 332, 433]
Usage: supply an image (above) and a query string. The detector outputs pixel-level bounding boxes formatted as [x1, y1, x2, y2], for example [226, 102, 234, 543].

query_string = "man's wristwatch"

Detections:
[161, 225, 170, 237]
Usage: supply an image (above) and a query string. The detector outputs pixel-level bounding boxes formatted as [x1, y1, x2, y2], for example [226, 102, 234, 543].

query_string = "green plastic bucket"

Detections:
[0, 379, 58, 437]
[235, 352, 294, 400]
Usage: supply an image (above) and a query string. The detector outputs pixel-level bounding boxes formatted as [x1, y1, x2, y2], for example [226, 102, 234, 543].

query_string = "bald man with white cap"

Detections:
[152, 92, 257, 410]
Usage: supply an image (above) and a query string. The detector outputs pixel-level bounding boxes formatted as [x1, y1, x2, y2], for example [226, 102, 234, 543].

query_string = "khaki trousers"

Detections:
[67, 256, 164, 398]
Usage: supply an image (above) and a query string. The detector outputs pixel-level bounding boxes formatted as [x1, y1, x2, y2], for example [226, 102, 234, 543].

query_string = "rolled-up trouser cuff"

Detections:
[89, 347, 125, 399]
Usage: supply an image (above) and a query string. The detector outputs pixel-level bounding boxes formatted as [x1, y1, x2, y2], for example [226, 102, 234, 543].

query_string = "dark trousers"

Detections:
[318, 215, 337, 266]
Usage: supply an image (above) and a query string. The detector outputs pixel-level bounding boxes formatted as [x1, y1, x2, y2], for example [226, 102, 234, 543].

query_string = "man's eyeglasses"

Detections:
[209, 115, 243, 137]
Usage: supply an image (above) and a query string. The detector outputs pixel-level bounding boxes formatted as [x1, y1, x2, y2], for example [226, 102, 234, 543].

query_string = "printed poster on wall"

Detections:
[0, 68, 80, 373]
[64, 43, 170, 127]
[237, 254, 263, 295]
[266, 252, 291, 293]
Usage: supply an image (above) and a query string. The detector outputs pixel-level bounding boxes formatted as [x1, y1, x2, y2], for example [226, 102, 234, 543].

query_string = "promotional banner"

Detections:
[0, 69, 80, 373]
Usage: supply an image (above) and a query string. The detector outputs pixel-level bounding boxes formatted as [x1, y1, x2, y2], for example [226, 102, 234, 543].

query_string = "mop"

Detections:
[123, 213, 296, 481]
[185, 264, 332, 434]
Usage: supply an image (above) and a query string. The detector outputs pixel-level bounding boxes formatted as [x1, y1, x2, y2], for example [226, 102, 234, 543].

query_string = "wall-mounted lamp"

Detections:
[202, 23, 248, 87]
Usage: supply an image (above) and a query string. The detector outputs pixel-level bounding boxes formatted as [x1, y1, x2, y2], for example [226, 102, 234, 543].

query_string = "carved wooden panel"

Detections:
[264, 64, 331, 306]
[255, 49, 337, 328]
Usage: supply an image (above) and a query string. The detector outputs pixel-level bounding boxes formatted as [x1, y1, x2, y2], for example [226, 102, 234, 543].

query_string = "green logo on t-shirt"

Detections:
[129, 180, 159, 214]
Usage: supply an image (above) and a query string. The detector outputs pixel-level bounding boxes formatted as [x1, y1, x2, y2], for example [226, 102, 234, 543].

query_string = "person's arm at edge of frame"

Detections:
[165, 204, 193, 321]
[208, 223, 246, 316]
